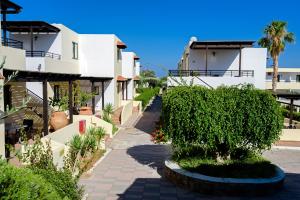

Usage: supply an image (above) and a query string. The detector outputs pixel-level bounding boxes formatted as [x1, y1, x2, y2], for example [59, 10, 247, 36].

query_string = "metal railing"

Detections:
[169, 70, 254, 77]
[1, 38, 23, 49]
[26, 51, 62, 60]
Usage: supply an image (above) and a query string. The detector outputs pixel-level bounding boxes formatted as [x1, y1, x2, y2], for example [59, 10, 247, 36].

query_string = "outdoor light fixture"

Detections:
[34, 35, 38, 41]
[212, 51, 216, 56]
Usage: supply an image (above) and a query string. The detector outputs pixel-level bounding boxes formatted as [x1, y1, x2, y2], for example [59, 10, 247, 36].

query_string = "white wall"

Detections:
[241, 48, 267, 89]
[184, 47, 267, 89]
[79, 34, 115, 78]
[135, 61, 141, 76]
[122, 52, 135, 79]
[189, 49, 240, 71]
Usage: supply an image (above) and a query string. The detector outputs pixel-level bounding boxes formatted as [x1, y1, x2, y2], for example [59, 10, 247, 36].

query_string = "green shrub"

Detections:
[163, 85, 283, 158]
[135, 87, 160, 108]
[0, 161, 61, 200]
[30, 167, 83, 200]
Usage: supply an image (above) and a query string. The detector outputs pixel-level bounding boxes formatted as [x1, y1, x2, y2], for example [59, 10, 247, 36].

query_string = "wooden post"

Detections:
[126, 81, 128, 100]
[68, 80, 73, 124]
[30, 26, 34, 57]
[289, 98, 294, 127]
[205, 45, 208, 76]
[91, 80, 95, 114]
[239, 44, 242, 77]
[42, 80, 49, 136]
[101, 81, 105, 110]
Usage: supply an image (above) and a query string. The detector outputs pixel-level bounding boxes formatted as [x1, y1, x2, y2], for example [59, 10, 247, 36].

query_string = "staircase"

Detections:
[112, 106, 123, 125]
[24, 89, 53, 131]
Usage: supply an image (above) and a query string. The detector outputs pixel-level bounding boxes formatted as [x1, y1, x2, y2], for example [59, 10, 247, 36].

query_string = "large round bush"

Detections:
[162, 85, 283, 157]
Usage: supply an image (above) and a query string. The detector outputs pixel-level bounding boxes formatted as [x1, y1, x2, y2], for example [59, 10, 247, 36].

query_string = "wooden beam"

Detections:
[68, 80, 73, 124]
[126, 81, 128, 100]
[101, 81, 105, 110]
[91, 81, 95, 114]
[42, 80, 48, 136]
[30, 26, 33, 57]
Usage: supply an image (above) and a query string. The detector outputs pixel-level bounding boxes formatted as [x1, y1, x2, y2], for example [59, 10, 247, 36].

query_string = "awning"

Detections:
[134, 55, 140, 60]
[3, 69, 80, 82]
[117, 75, 127, 82]
[117, 41, 127, 49]
[190, 41, 255, 49]
[133, 76, 140, 81]
[0, 0, 22, 14]
[2, 21, 60, 33]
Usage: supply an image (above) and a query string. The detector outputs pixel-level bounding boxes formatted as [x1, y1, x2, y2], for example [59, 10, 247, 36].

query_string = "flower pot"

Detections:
[79, 106, 93, 115]
[50, 111, 69, 131]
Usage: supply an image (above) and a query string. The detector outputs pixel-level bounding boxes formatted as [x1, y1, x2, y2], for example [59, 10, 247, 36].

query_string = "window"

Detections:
[297, 75, 300, 82]
[117, 48, 121, 61]
[54, 85, 60, 101]
[72, 42, 78, 59]
[277, 75, 281, 82]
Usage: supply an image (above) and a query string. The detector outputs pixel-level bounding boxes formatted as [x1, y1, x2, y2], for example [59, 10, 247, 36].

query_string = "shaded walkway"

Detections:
[80, 96, 300, 200]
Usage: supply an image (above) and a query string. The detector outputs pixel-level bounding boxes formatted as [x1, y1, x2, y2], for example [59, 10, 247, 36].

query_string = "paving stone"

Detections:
[80, 97, 300, 200]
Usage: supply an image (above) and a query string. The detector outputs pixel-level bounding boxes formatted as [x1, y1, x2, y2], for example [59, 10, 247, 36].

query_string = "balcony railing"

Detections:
[26, 51, 61, 60]
[169, 70, 254, 77]
[1, 38, 23, 49]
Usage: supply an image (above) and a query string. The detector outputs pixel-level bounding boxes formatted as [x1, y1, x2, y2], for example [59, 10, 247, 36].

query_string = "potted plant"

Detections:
[49, 96, 69, 131]
[78, 90, 94, 115]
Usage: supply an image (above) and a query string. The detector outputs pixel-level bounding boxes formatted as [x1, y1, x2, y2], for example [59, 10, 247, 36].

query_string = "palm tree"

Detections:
[258, 21, 295, 91]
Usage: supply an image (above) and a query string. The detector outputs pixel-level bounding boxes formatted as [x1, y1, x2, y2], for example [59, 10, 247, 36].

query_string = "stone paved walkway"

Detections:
[80, 96, 300, 200]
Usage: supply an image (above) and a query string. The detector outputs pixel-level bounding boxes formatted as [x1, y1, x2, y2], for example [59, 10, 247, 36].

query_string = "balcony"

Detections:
[168, 70, 254, 77]
[168, 69, 259, 88]
[1, 38, 23, 49]
[26, 51, 61, 60]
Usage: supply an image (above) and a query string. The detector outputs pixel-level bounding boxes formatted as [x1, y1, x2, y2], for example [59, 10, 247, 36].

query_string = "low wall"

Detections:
[280, 129, 300, 141]
[165, 160, 285, 196]
[73, 115, 113, 138]
[44, 120, 80, 144]
[133, 101, 142, 114]
[121, 100, 133, 125]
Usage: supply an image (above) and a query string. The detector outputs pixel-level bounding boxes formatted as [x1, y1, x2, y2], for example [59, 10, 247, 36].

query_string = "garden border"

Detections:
[164, 160, 285, 196]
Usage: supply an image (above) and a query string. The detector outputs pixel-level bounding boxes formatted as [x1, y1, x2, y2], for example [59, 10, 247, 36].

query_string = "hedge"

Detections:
[162, 85, 283, 158]
[135, 87, 160, 108]
[0, 161, 61, 200]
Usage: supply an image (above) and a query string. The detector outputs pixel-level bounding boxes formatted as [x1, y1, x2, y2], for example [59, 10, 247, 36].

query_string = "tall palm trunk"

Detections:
[272, 55, 279, 92]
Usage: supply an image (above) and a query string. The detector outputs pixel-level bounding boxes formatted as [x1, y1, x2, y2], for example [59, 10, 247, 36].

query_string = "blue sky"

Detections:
[10, 0, 300, 77]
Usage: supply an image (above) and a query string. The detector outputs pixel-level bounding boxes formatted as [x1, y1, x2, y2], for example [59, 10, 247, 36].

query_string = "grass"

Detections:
[174, 152, 277, 179]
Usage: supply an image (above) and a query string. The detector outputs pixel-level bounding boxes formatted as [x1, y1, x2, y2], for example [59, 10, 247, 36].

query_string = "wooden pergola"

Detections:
[273, 90, 300, 127]
[77, 76, 113, 112]
[190, 41, 255, 77]
[4, 69, 81, 136]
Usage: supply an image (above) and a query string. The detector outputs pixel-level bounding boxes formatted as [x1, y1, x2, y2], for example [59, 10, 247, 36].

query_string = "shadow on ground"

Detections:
[127, 144, 170, 176]
[117, 173, 300, 200]
[134, 96, 162, 134]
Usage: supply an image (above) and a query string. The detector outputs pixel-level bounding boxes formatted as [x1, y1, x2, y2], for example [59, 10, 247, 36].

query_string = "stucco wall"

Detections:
[121, 100, 133, 125]
[0, 46, 26, 71]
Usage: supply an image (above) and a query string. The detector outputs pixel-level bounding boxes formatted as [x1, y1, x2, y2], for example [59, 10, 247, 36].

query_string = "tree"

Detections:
[258, 21, 295, 91]
[141, 69, 156, 78]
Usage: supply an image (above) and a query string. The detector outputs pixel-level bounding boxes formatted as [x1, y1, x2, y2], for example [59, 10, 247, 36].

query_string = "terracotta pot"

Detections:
[50, 111, 69, 131]
[79, 106, 93, 115]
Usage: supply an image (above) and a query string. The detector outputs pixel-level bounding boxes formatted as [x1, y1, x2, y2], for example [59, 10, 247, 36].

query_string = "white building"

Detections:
[168, 37, 267, 89]
[121, 52, 140, 100]
[266, 68, 300, 90]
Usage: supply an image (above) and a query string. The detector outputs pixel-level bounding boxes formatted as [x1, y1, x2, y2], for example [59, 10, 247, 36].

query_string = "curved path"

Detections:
[80, 96, 300, 200]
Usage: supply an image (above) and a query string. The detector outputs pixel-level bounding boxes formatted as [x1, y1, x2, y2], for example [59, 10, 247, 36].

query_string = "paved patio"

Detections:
[80, 96, 300, 200]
